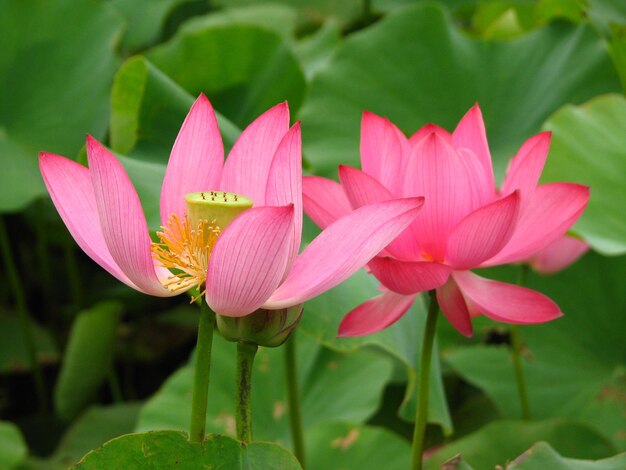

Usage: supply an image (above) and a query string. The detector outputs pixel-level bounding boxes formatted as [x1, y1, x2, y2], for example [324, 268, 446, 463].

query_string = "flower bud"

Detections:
[216, 304, 303, 348]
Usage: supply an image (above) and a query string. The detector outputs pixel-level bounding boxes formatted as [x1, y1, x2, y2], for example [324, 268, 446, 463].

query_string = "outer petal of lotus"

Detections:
[337, 287, 416, 337]
[302, 176, 352, 229]
[453, 270, 562, 324]
[39, 152, 139, 291]
[263, 198, 424, 309]
[367, 257, 452, 295]
[527, 235, 590, 274]
[160, 94, 224, 225]
[206, 205, 295, 317]
[360, 111, 404, 193]
[86, 136, 175, 296]
[220, 102, 290, 205]
[483, 183, 590, 266]
[436, 276, 473, 337]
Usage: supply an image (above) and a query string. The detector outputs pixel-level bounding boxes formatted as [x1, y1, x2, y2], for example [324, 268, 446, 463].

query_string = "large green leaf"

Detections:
[145, 21, 306, 128]
[298, 3, 620, 179]
[0, 0, 122, 213]
[0, 421, 27, 469]
[508, 442, 626, 470]
[136, 332, 393, 446]
[300, 269, 453, 434]
[541, 95, 626, 255]
[445, 253, 626, 451]
[54, 301, 123, 420]
[425, 419, 616, 469]
[74, 431, 300, 469]
[306, 422, 411, 470]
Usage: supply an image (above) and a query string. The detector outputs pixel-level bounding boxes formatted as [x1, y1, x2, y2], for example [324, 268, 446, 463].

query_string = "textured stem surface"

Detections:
[236, 341, 258, 443]
[410, 290, 439, 470]
[285, 335, 306, 466]
[189, 300, 216, 443]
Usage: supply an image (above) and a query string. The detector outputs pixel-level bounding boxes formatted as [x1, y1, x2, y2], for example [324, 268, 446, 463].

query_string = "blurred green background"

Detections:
[0, 0, 625, 468]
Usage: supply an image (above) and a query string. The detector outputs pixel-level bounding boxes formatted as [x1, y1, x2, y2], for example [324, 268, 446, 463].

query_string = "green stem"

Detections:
[410, 290, 439, 470]
[511, 264, 531, 420]
[285, 335, 305, 467]
[189, 300, 216, 443]
[236, 341, 258, 443]
[0, 217, 47, 413]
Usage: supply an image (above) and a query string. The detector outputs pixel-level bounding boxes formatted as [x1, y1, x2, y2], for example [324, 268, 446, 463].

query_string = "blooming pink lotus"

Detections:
[40, 95, 423, 317]
[303, 105, 590, 337]
[526, 235, 589, 274]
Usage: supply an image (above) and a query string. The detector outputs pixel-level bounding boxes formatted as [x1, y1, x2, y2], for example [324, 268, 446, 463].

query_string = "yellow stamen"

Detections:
[151, 213, 220, 301]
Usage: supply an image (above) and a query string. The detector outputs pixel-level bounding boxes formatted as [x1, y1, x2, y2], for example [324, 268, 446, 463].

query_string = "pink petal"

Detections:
[409, 124, 451, 147]
[445, 191, 520, 270]
[360, 111, 403, 192]
[367, 257, 451, 295]
[263, 198, 424, 309]
[339, 165, 423, 259]
[457, 148, 496, 210]
[86, 137, 174, 296]
[436, 277, 472, 337]
[500, 132, 551, 204]
[160, 94, 224, 225]
[451, 104, 495, 191]
[453, 271, 562, 324]
[302, 176, 352, 229]
[527, 235, 589, 274]
[206, 205, 294, 317]
[338, 288, 416, 337]
[403, 133, 474, 260]
[220, 102, 290, 205]
[39, 153, 138, 290]
[265, 123, 302, 273]
[484, 183, 590, 266]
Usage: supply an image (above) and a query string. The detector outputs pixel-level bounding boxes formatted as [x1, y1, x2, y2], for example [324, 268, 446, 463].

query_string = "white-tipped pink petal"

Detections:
[436, 277, 473, 337]
[527, 235, 589, 274]
[360, 111, 403, 192]
[339, 165, 423, 259]
[39, 153, 138, 290]
[501, 132, 551, 203]
[451, 104, 495, 190]
[484, 183, 590, 266]
[265, 122, 302, 274]
[160, 94, 224, 225]
[446, 191, 520, 270]
[220, 102, 290, 205]
[409, 123, 451, 147]
[367, 257, 451, 294]
[263, 198, 424, 309]
[86, 137, 175, 296]
[338, 288, 416, 337]
[404, 133, 473, 260]
[206, 205, 294, 317]
[302, 176, 352, 229]
[453, 271, 562, 324]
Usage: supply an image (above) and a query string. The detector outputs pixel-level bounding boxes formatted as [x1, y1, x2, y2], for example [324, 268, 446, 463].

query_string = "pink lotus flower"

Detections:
[40, 95, 423, 317]
[526, 235, 589, 274]
[303, 105, 589, 337]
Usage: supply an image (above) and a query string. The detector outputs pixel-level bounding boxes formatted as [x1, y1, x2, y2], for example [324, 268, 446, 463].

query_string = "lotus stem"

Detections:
[511, 264, 531, 420]
[285, 335, 306, 467]
[235, 341, 258, 443]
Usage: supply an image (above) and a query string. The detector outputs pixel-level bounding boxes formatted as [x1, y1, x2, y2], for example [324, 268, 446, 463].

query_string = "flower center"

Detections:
[151, 191, 253, 300]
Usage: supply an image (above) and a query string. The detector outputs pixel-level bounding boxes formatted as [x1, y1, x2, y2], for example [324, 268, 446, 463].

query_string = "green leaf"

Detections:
[52, 403, 142, 469]
[54, 301, 123, 420]
[445, 253, 626, 451]
[0, 421, 27, 469]
[609, 26, 626, 93]
[145, 22, 306, 128]
[425, 419, 616, 469]
[298, 3, 620, 179]
[300, 269, 453, 434]
[508, 441, 626, 469]
[136, 332, 393, 445]
[0, 0, 122, 213]
[541, 95, 626, 255]
[73, 431, 301, 469]
[306, 422, 411, 470]
[0, 312, 57, 373]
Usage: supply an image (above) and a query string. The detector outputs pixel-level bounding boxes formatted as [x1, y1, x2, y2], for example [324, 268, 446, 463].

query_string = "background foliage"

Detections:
[0, 0, 624, 468]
